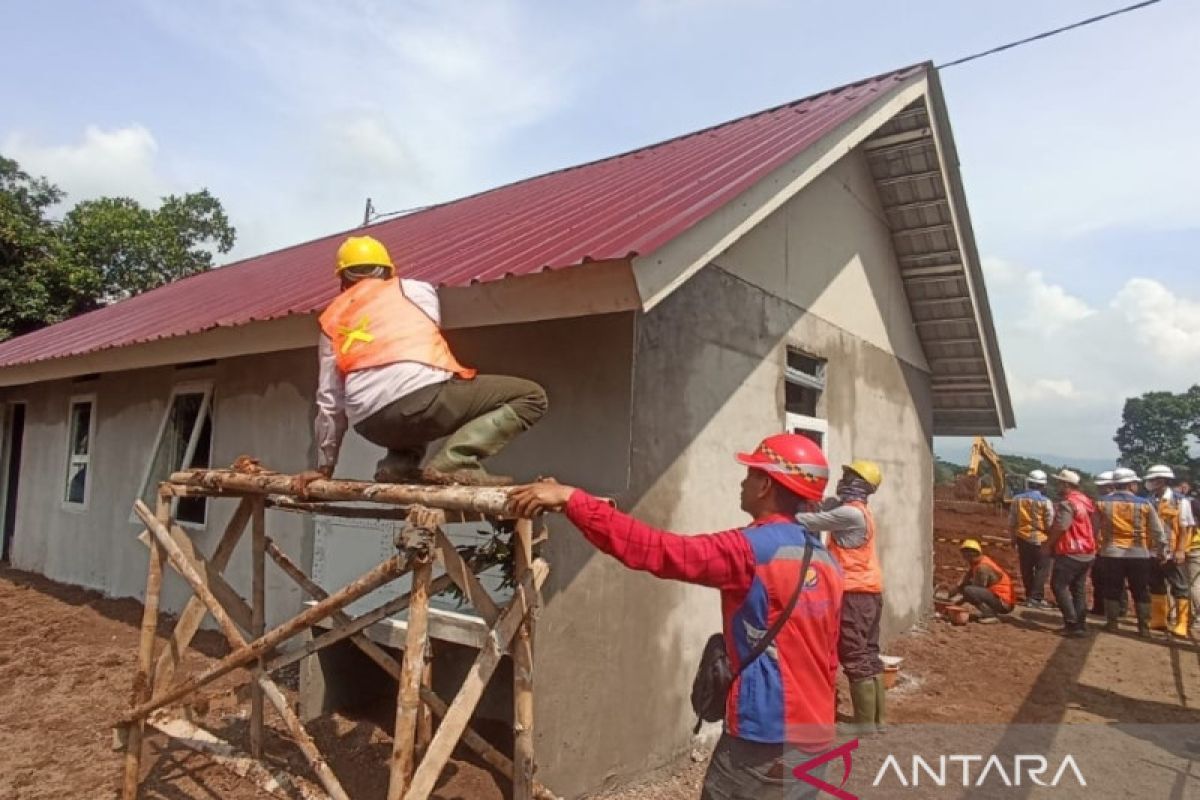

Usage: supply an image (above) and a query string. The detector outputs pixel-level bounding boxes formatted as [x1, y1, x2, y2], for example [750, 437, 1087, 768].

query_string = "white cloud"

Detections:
[1113, 277, 1200, 361]
[139, 0, 579, 259]
[1010, 378, 1083, 405]
[3, 124, 173, 208]
[1023, 270, 1095, 333]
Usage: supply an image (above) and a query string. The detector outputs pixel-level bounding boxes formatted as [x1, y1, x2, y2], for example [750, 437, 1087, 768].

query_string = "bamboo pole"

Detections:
[171, 469, 514, 516]
[152, 498, 252, 695]
[404, 559, 548, 800]
[512, 518, 537, 800]
[416, 649, 433, 761]
[267, 497, 487, 524]
[250, 498, 266, 759]
[121, 495, 168, 799]
[122, 500, 410, 724]
[434, 528, 500, 624]
[388, 558, 432, 799]
[135, 526, 254, 633]
[264, 538, 557, 799]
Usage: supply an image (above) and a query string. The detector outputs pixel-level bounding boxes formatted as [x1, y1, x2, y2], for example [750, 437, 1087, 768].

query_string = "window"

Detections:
[784, 348, 827, 448]
[139, 385, 214, 526]
[64, 395, 96, 508]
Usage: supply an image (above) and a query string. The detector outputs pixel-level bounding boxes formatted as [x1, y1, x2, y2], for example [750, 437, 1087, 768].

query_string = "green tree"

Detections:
[0, 155, 236, 339]
[1114, 386, 1200, 478]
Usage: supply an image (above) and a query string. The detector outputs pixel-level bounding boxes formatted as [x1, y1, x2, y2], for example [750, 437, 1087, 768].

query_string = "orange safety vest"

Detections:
[1096, 494, 1157, 552]
[1158, 492, 1185, 553]
[318, 278, 476, 378]
[970, 555, 1014, 607]
[1012, 492, 1052, 544]
[827, 500, 882, 594]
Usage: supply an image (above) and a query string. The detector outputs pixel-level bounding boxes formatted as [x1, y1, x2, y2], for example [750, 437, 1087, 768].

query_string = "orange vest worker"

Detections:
[319, 278, 476, 378]
[827, 500, 883, 594]
[970, 555, 1015, 607]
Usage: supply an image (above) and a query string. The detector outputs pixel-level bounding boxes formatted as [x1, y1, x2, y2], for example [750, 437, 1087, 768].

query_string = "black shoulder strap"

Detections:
[733, 539, 813, 680]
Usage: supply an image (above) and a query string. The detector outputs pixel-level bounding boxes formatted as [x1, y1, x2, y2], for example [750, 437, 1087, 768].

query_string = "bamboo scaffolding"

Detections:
[118, 472, 557, 800]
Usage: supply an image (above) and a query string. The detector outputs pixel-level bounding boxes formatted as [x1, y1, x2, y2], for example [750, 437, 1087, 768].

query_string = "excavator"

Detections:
[953, 436, 1013, 507]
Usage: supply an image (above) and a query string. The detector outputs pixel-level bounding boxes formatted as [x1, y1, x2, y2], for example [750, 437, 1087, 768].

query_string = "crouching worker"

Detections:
[297, 236, 547, 489]
[509, 434, 844, 800]
[952, 539, 1015, 623]
[794, 460, 885, 734]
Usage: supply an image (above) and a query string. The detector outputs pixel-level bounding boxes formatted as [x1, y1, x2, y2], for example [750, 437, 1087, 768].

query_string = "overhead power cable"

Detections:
[938, 0, 1164, 70]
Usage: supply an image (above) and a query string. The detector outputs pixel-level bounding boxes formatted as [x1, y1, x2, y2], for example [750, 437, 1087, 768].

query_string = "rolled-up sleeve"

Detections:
[315, 336, 349, 470]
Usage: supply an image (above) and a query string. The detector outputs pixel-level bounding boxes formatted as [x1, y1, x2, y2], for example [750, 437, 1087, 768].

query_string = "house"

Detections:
[0, 62, 1012, 796]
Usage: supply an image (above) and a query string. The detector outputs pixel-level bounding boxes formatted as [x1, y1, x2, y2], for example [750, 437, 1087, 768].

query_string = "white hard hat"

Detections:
[1028, 469, 1048, 484]
[1095, 471, 1115, 486]
[1144, 464, 1175, 481]
[1113, 467, 1140, 484]
[1053, 469, 1081, 486]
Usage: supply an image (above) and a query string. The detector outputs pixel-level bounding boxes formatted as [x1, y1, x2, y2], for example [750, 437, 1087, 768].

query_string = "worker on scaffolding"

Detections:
[297, 236, 548, 488]
[1007, 469, 1055, 608]
[1142, 464, 1193, 637]
[949, 539, 1014, 623]
[509, 434, 844, 800]
[1094, 468, 1165, 638]
[793, 459, 886, 734]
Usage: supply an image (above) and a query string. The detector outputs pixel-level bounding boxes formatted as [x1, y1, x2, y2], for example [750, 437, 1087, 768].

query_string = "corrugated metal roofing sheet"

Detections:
[0, 64, 924, 369]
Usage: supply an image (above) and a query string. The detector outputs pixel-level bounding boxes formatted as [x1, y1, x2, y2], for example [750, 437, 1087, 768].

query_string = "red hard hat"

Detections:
[735, 434, 829, 501]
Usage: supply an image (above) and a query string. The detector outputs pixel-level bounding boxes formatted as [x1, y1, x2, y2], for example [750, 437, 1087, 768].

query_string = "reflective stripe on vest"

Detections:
[1097, 494, 1153, 552]
[826, 501, 882, 594]
[318, 278, 476, 378]
[1013, 492, 1052, 544]
[972, 555, 1014, 606]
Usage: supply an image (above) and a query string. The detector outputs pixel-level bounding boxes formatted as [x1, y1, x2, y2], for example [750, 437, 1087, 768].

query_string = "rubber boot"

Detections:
[848, 679, 877, 735]
[1103, 600, 1121, 633]
[1171, 599, 1191, 639]
[374, 448, 423, 483]
[872, 674, 887, 733]
[423, 405, 525, 486]
[1136, 601, 1153, 638]
[1150, 594, 1170, 631]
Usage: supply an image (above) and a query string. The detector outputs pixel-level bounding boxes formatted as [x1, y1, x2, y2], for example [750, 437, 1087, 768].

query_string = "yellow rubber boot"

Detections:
[1171, 599, 1191, 638]
[1150, 594, 1170, 631]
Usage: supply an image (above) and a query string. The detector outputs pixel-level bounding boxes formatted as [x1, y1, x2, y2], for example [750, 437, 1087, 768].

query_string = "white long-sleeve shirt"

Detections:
[314, 279, 451, 469]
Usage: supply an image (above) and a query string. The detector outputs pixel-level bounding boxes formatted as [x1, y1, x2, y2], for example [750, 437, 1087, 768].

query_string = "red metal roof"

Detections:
[0, 64, 924, 369]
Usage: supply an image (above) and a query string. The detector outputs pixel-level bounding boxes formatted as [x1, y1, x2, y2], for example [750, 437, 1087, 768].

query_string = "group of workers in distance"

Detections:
[948, 465, 1197, 640]
[300, 235, 891, 799]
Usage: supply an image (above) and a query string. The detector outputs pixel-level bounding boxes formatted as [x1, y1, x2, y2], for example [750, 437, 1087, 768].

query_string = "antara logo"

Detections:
[872, 753, 1087, 788]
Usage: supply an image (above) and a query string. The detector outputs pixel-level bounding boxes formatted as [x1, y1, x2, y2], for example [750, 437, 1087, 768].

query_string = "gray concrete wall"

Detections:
[1, 349, 316, 625]
[559, 147, 935, 793]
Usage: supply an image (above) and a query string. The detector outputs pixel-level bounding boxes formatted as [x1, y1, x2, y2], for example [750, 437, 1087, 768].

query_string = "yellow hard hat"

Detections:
[844, 459, 883, 489]
[960, 539, 982, 553]
[335, 236, 395, 276]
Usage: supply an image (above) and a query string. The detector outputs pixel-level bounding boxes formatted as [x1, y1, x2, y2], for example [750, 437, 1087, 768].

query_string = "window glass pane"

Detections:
[70, 402, 91, 456]
[787, 350, 824, 378]
[785, 383, 819, 417]
[141, 392, 207, 511]
[66, 461, 87, 504]
[177, 413, 213, 525]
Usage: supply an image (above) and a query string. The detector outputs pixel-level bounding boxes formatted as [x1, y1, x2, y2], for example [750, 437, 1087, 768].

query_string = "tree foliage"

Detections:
[1115, 386, 1200, 479]
[0, 155, 235, 339]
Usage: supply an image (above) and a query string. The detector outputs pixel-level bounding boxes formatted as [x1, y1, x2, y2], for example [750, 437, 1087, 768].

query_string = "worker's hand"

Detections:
[508, 481, 576, 517]
[291, 466, 331, 497]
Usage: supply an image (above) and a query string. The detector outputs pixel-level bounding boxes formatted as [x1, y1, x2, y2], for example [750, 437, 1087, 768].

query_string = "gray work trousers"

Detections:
[701, 735, 829, 800]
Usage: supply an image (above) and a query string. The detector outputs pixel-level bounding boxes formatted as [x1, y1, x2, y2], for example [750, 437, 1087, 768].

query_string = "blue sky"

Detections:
[3, 0, 1198, 461]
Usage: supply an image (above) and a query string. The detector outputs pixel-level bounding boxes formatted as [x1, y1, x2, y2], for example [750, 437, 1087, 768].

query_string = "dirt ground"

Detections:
[3, 502, 1199, 799]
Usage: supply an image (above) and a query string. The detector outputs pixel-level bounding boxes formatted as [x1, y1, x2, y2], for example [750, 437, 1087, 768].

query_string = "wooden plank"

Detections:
[404, 560, 548, 800]
[434, 527, 500, 624]
[122, 499, 410, 724]
[120, 497, 168, 799]
[171, 469, 515, 516]
[512, 518, 536, 800]
[389, 560, 432, 799]
[152, 497, 252, 696]
[250, 498, 266, 760]
[147, 712, 325, 800]
[417, 650, 433, 760]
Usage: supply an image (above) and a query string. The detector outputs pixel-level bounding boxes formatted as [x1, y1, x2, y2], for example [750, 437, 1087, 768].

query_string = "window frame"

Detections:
[784, 348, 828, 450]
[62, 393, 97, 511]
[133, 381, 215, 529]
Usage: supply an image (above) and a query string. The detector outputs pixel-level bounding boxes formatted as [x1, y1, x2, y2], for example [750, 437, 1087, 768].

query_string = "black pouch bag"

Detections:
[690, 540, 812, 732]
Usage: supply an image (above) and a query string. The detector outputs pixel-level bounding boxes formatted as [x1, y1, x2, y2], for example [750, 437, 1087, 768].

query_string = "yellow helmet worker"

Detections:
[845, 459, 883, 490]
[335, 235, 395, 277]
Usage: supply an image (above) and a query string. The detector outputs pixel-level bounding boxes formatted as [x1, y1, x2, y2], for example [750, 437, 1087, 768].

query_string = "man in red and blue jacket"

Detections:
[510, 434, 844, 799]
